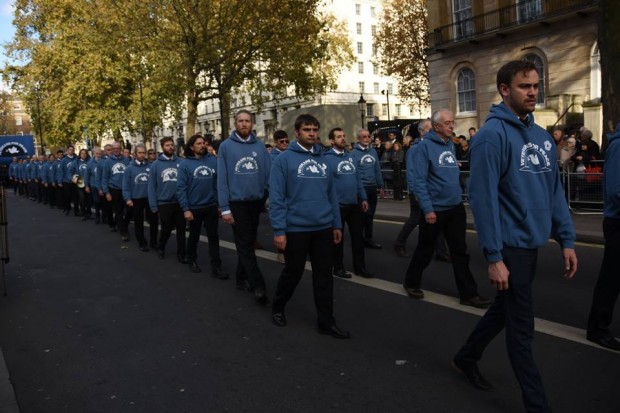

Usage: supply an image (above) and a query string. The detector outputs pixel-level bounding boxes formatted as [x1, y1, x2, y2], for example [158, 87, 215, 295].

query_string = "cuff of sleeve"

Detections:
[560, 240, 575, 250]
[221, 209, 231, 215]
[485, 250, 503, 263]
[274, 230, 285, 236]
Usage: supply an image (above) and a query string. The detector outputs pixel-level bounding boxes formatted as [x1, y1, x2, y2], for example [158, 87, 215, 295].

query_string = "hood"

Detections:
[608, 123, 620, 143]
[424, 130, 451, 146]
[227, 131, 258, 144]
[486, 102, 535, 129]
[288, 141, 323, 156]
[325, 147, 347, 158]
[157, 153, 177, 162]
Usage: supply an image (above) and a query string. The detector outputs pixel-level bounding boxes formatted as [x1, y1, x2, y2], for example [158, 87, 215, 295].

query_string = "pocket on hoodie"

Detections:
[287, 200, 332, 227]
[508, 208, 551, 247]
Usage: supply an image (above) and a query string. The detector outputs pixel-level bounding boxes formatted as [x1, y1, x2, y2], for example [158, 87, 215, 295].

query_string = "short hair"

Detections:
[104, 144, 112, 150]
[67, 145, 75, 150]
[496, 60, 538, 92]
[417, 119, 431, 133]
[468, 127, 476, 132]
[328, 127, 344, 140]
[56, 150, 64, 155]
[273, 130, 288, 141]
[294, 114, 320, 130]
[431, 109, 450, 125]
[234, 109, 252, 121]
[134, 143, 146, 154]
[184, 134, 205, 157]
[581, 129, 593, 140]
[159, 136, 174, 148]
[357, 129, 370, 138]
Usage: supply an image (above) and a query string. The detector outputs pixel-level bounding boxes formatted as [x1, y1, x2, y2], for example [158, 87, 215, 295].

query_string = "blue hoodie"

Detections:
[268, 141, 341, 235]
[350, 144, 384, 188]
[603, 123, 620, 219]
[411, 130, 462, 214]
[324, 148, 367, 206]
[406, 137, 422, 194]
[101, 154, 130, 194]
[148, 153, 180, 211]
[469, 102, 575, 263]
[85, 157, 100, 189]
[177, 154, 218, 211]
[77, 158, 89, 181]
[37, 161, 46, 181]
[217, 132, 270, 212]
[53, 159, 63, 184]
[269, 147, 285, 162]
[122, 158, 150, 201]
[60, 155, 77, 183]
[42, 160, 54, 184]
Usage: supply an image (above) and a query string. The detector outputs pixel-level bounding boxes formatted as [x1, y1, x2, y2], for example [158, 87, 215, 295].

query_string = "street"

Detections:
[1, 193, 619, 413]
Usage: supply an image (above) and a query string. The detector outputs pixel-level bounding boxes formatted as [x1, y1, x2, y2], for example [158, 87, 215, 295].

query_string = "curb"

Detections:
[0, 348, 19, 413]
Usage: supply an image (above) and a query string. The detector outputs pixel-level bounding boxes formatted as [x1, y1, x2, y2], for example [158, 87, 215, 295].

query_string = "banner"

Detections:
[0, 135, 36, 164]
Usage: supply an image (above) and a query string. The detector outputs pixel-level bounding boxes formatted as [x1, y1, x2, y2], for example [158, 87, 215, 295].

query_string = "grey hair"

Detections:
[417, 119, 431, 133]
[581, 129, 593, 139]
[357, 129, 370, 138]
[431, 109, 451, 125]
[134, 143, 146, 154]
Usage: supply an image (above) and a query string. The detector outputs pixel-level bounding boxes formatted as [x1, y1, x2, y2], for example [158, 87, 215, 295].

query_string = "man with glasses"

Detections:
[269, 130, 289, 264]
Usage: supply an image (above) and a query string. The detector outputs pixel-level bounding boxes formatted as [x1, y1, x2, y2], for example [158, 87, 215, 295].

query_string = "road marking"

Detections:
[199, 233, 614, 353]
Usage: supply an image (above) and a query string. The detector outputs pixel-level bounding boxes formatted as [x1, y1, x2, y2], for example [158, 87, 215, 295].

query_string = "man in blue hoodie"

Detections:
[269, 114, 348, 339]
[102, 141, 131, 240]
[587, 123, 620, 351]
[123, 144, 152, 252]
[85, 148, 103, 223]
[149, 136, 186, 263]
[452, 61, 577, 412]
[269, 130, 289, 264]
[403, 109, 490, 309]
[59, 146, 79, 215]
[217, 110, 270, 304]
[325, 127, 372, 279]
[178, 135, 228, 278]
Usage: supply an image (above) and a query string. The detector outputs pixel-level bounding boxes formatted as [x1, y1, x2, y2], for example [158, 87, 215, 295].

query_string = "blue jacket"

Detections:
[122, 159, 150, 201]
[43, 161, 55, 184]
[350, 144, 384, 188]
[101, 154, 130, 193]
[85, 158, 100, 189]
[60, 155, 77, 183]
[324, 148, 367, 206]
[37, 162, 46, 181]
[217, 132, 270, 212]
[25, 162, 34, 180]
[469, 102, 575, 263]
[406, 138, 422, 194]
[269, 147, 285, 162]
[77, 158, 89, 180]
[148, 154, 180, 210]
[603, 124, 620, 219]
[9, 162, 17, 179]
[177, 155, 218, 211]
[268, 141, 341, 235]
[53, 159, 63, 184]
[411, 130, 462, 214]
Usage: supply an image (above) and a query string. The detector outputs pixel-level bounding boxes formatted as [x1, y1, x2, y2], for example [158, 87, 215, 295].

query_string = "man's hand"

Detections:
[222, 212, 234, 225]
[361, 200, 369, 213]
[274, 234, 286, 250]
[98, 189, 104, 196]
[106, 193, 112, 202]
[379, 188, 385, 199]
[562, 248, 578, 279]
[85, 186, 90, 193]
[126, 200, 134, 208]
[489, 260, 510, 291]
[184, 210, 194, 221]
[425, 211, 437, 224]
[333, 229, 342, 244]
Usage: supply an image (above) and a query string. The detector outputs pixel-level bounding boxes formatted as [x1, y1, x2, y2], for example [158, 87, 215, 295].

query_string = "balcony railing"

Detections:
[428, 0, 599, 49]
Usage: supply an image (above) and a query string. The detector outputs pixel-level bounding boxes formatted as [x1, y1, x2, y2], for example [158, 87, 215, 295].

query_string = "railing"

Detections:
[428, 0, 599, 49]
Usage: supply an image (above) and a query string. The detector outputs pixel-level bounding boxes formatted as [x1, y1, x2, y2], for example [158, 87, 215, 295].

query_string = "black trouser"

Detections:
[37, 182, 45, 203]
[77, 187, 92, 217]
[404, 203, 478, 299]
[158, 202, 186, 255]
[333, 204, 365, 273]
[90, 188, 102, 219]
[131, 198, 155, 248]
[12, 179, 17, 194]
[395, 197, 449, 255]
[101, 190, 113, 226]
[109, 188, 129, 235]
[186, 205, 221, 269]
[63, 182, 79, 213]
[56, 185, 63, 207]
[229, 200, 266, 291]
[45, 185, 55, 207]
[455, 247, 549, 413]
[362, 185, 378, 241]
[272, 228, 335, 328]
[588, 217, 620, 338]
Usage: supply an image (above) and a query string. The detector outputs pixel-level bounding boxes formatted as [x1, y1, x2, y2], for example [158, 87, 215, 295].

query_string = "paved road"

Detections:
[1, 194, 619, 412]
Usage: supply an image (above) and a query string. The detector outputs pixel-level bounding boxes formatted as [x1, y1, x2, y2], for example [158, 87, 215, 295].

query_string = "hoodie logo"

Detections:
[193, 165, 215, 178]
[519, 143, 551, 173]
[135, 173, 149, 184]
[336, 159, 356, 175]
[79, 164, 87, 172]
[161, 168, 178, 182]
[438, 151, 458, 167]
[111, 162, 126, 175]
[359, 154, 375, 165]
[297, 159, 327, 178]
[234, 157, 259, 174]
[544, 140, 552, 152]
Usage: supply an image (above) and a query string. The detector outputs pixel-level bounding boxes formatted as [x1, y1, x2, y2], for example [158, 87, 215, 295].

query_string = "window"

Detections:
[358, 62, 364, 74]
[15, 116, 22, 126]
[457, 68, 476, 113]
[371, 25, 377, 36]
[591, 42, 601, 100]
[453, 0, 473, 39]
[355, 3, 360, 15]
[373, 63, 379, 75]
[366, 103, 374, 117]
[395, 104, 401, 116]
[522, 54, 545, 104]
[370, 7, 376, 17]
[373, 82, 380, 94]
[359, 81, 365, 93]
[13, 103, 20, 110]
[372, 44, 377, 56]
[387, 83, 393, 94]
[518, 0, 542, 23]
[382, 104, 388, 115]
[357, 42, 363, 54]
[356, 23, 362, 35]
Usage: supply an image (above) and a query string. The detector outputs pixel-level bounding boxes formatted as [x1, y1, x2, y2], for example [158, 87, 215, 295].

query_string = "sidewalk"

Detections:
[375, 198, 604, 245]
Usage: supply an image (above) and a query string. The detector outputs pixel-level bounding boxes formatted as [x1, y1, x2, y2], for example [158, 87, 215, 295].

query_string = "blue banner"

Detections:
[0, 135, 36, 164]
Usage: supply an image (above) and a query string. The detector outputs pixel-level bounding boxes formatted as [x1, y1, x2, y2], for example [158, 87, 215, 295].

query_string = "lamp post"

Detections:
[34, 83, 45, 154]
[357, 94, 366, 129]
[381, 89, 390, 121]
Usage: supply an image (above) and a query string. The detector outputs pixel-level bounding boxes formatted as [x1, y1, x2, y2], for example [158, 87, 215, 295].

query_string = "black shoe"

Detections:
[177, 253, 188, 264]
[318, 324, 350, 339]
[110, 227, 118, 233]
[139, 245, 150, 252]
[333, 269, 352, 279]
[211, 267, 230, 280]
[121, 234, 130, 242]
[81, 216, 88, 221]
[188, 261, 201, 273]
[149, 242, 157, 249]
[64, 209, 70, 216]
[272, 312, 287, 327]
[587, 334, 620, 351]
[452, 357, 494, 391]
[460, 295, 492, 309]
[394, 245, 410, 258]
[157, 249, 165, 259]
[354, 267, 374, 278]
[364, 240, 382, 249]
[236, 280, 250, 291]
[254, 287, 269, 305]
[403, 285, 424, 299]
[435, 253, 452, 263]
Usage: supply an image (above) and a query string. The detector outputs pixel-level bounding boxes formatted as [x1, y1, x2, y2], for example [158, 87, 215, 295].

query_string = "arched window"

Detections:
[590, 42, 601, 100]
[457, 68, 476, 113]
[522, 54, 545, 105]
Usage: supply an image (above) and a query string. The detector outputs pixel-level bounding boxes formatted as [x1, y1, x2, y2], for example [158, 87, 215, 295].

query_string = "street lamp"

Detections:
[381, 89, 390, 121]
[357, 94, 366, 129]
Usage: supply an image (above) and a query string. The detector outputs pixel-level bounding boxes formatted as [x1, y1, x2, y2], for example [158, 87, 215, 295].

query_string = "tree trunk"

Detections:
[185, 86, 198, 137]
[219, 89, 232, 140]
[599, 0, 620, 134]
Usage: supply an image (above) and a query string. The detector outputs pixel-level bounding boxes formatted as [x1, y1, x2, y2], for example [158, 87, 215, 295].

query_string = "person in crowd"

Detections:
[147, 148, 157, 164]
[452, 61, 577, 413]
[60, 145, 79, 216]
[54, 150, 64, 209]
[573, 128, 600, 165]
[102, 141, 131, 241]
[123, 148, 132, 160]
[325, 127, 372, 279]
[76, 149, 92, 220]
[351, 129, 384, 249]
[403, 109, 490, 309]
[149, 137, 186, 262]
[123, 144, 153, 252]
[98, 144, 113, 226]
[587, 123, 620, 351]
[457, 136, 470, 200]
[43, 154, 56, 208]
[391, 141, 405, 201]
[8, 157, 18, 195]
[559, 137, 577, 172]
[269, 114, 349, 339]
[217, 110, 271, 304]
[269, 130, 289, 264]
[468, 127, 476, 139]
[85, 148, 103, 224]
[177, 135, 229, 278]
[551, 128, 566, 157]
[36, 155, 46, 204]
[372, 136, 384, 160]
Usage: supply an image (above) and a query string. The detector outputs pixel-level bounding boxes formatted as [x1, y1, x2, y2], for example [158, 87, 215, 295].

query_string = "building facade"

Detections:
[426, 0, 601, 142]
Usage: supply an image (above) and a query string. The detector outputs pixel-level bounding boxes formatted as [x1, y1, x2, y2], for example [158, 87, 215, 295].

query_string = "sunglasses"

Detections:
[278, 139, 289, 144]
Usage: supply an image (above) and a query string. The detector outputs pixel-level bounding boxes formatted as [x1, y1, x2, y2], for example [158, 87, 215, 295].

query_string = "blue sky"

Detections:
[0, 0, 15, 67]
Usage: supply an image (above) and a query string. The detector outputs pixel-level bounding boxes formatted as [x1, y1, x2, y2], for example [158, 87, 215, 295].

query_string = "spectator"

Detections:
[391, 142, 405, 201]
[468, 127, 476, 139]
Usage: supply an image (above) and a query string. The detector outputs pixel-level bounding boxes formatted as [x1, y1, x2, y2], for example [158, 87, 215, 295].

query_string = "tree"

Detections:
[0, 91, 17, 135]
[599, 0, 620, 135]
[373, 0, 429, 108]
